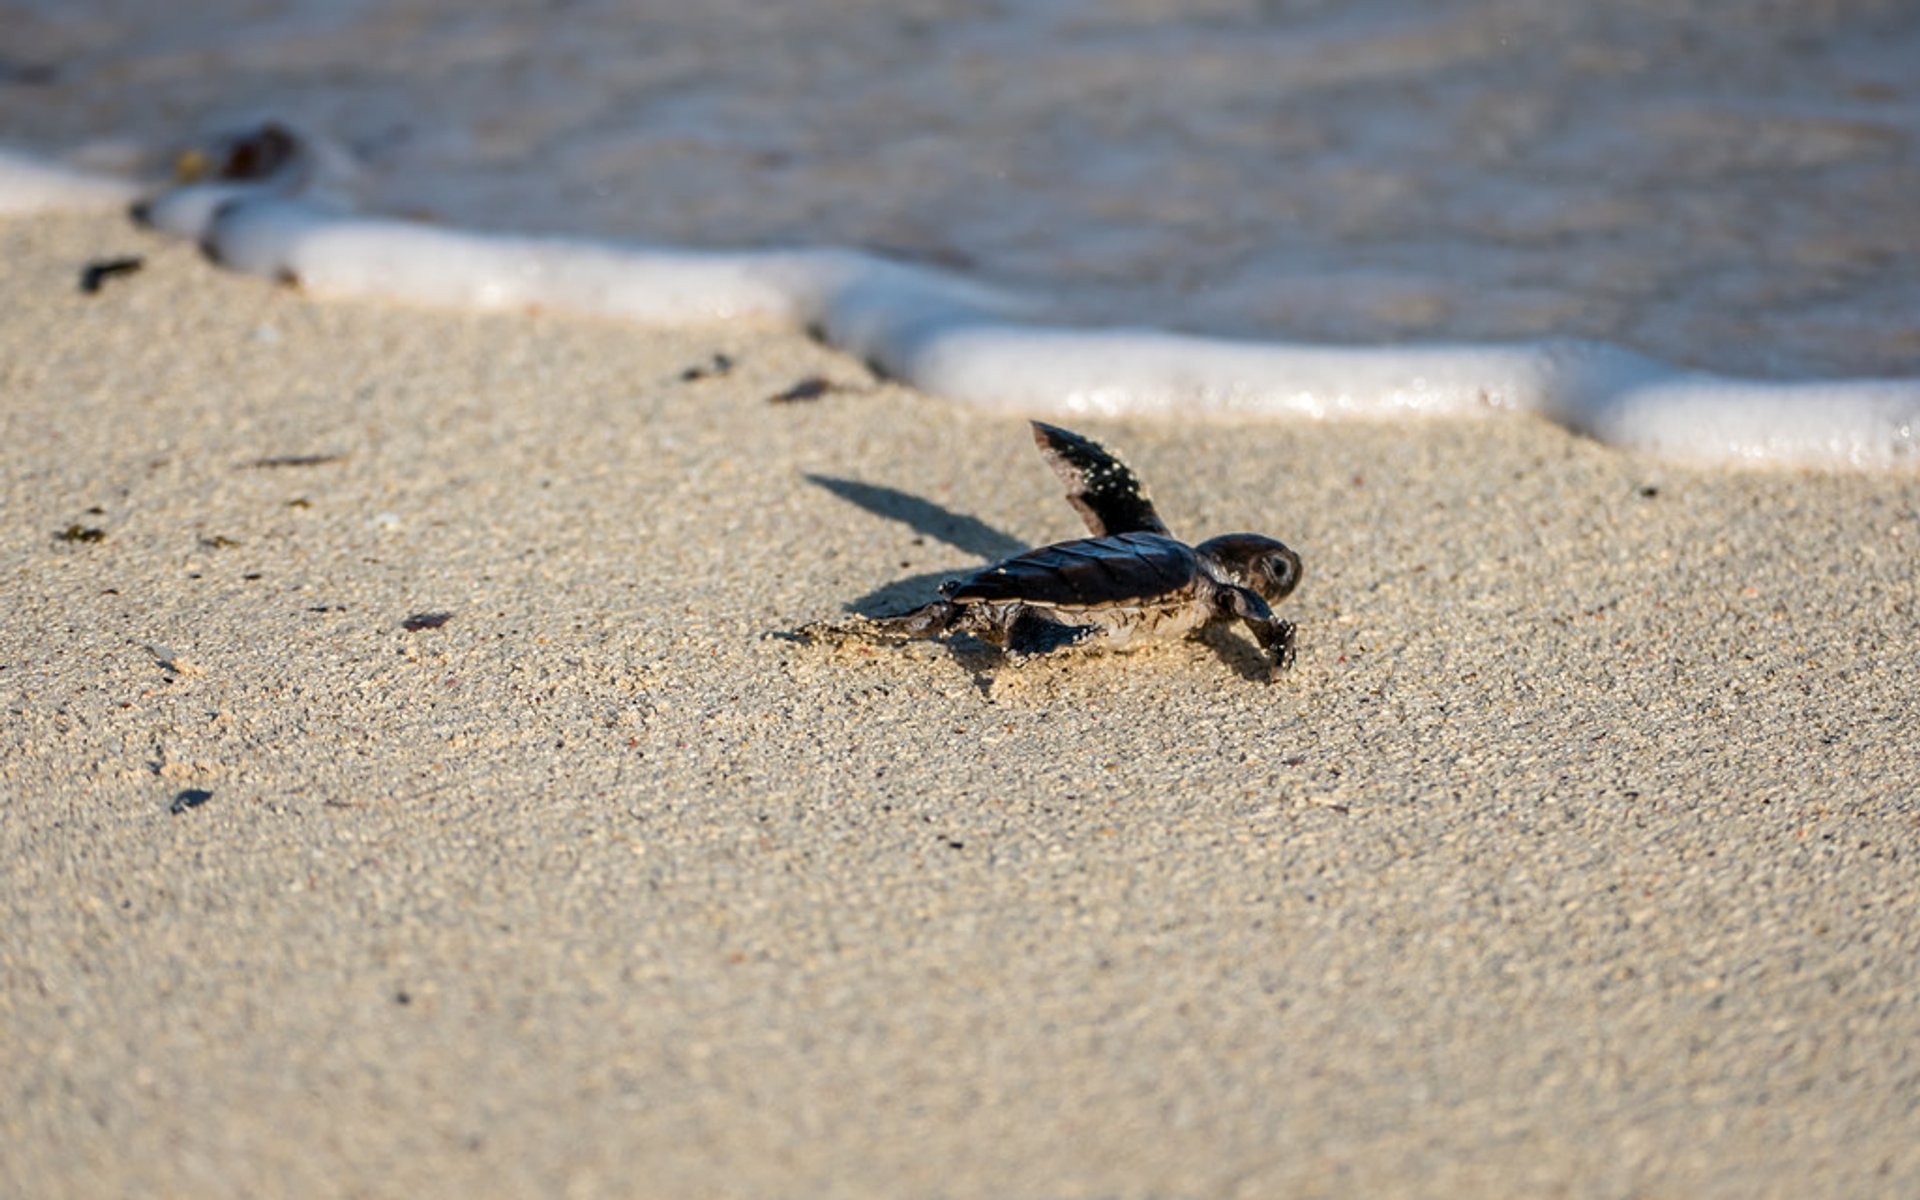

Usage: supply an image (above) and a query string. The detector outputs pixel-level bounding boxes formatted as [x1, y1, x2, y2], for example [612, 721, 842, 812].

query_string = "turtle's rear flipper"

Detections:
[1004, 610, 1096, 660]
[796, 601, 962, 647]
[796, 604, 949, 647]
[1030, 421, 1171, 538]
[861, 600, 965, 641]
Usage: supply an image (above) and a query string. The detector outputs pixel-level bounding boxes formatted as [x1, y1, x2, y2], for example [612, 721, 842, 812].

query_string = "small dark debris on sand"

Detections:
[0, 59, 60, 86]
[768, 375, 852, 404]
[200, 535, 241, 549]
[79, 256, 145, 294]
[244, 453, 345, 470]
[679, 353, 735, 382]
[169, 788, 213, 815]
[57, 524, 106, 543]
[402, 611, 453, 631]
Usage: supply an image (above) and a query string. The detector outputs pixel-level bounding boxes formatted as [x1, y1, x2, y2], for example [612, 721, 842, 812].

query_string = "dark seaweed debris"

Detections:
[769, 376, 841, 404]
[79, 257, 145, 294]
[210, 123, 300, 183]
[679, 352, 735, 382]
[56, 524, 106, 543]
[0, 59, 59, 86]
[401, 611, 453, 631]
[244, 453, 345, 470]
[169, 788, 213, 815]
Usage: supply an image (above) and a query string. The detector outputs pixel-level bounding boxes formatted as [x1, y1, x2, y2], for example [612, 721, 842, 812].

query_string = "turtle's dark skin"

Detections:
[806, 422, 1302, 680]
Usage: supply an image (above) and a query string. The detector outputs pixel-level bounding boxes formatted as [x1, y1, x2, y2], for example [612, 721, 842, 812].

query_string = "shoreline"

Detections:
[9, 140, 1920, 469]
[4, 211, 1919, 1197]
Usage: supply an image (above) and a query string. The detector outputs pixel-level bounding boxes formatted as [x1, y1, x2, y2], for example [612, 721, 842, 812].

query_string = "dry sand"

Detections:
[4, 213, 1919, 1197]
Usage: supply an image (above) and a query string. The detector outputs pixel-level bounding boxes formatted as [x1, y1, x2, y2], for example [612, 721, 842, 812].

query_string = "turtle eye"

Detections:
[1264, 553, 1298, 594]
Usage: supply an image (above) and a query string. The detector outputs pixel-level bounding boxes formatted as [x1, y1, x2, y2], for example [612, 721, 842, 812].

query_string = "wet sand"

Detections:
[4, 213, 1919, 1197]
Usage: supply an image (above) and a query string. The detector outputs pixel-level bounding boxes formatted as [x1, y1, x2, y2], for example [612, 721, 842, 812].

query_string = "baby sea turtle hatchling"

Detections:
[802, 422, 1301, 680]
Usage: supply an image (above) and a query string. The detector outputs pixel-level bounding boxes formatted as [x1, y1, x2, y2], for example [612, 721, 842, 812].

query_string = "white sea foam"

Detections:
[860, 326, 1919, 467]
[4, 129, 1916, 468]
[0, 147, 143, 215]
[142, 149, 1920, 469]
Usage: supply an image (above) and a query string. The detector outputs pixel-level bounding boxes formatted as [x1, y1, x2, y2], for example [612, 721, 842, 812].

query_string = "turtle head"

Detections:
[1197, 533, 1301, 604]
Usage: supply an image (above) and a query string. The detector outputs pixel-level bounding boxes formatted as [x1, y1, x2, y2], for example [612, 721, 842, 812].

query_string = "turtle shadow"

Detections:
[1194, 626, 1281, 684]
[845, 569, 960, 617]
[806, 474, 1024, 560]
[806, 473, 1026, 617]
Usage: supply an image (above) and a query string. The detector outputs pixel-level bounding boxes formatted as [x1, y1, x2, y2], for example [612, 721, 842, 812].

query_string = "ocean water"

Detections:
[6, 0, 1919, 463]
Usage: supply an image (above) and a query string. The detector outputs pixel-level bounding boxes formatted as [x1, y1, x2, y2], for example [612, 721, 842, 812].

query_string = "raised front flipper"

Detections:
[1030, 421, 1170, 537]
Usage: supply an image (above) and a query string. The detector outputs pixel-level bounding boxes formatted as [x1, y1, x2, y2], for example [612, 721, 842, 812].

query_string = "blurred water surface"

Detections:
[8, 0, 1918, 377]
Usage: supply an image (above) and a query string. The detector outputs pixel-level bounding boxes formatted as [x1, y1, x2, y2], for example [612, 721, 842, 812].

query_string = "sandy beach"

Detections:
[4, 212, 1919, 1196]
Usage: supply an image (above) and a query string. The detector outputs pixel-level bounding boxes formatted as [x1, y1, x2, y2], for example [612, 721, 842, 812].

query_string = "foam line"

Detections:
[189, 189, 1918, 468]
[7, 140, 1916, 468]
[0, 146, 145, 215]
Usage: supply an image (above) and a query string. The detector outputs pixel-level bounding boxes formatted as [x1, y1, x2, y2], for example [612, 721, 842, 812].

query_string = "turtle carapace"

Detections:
[806, 422, 1302, 680]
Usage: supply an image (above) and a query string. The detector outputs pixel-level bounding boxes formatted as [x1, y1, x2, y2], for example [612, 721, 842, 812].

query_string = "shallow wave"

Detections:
[7, 135, 1917, 469]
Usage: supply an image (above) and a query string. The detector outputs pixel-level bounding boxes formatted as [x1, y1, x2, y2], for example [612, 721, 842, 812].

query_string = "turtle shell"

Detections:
[944, 532, 1202, 610]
